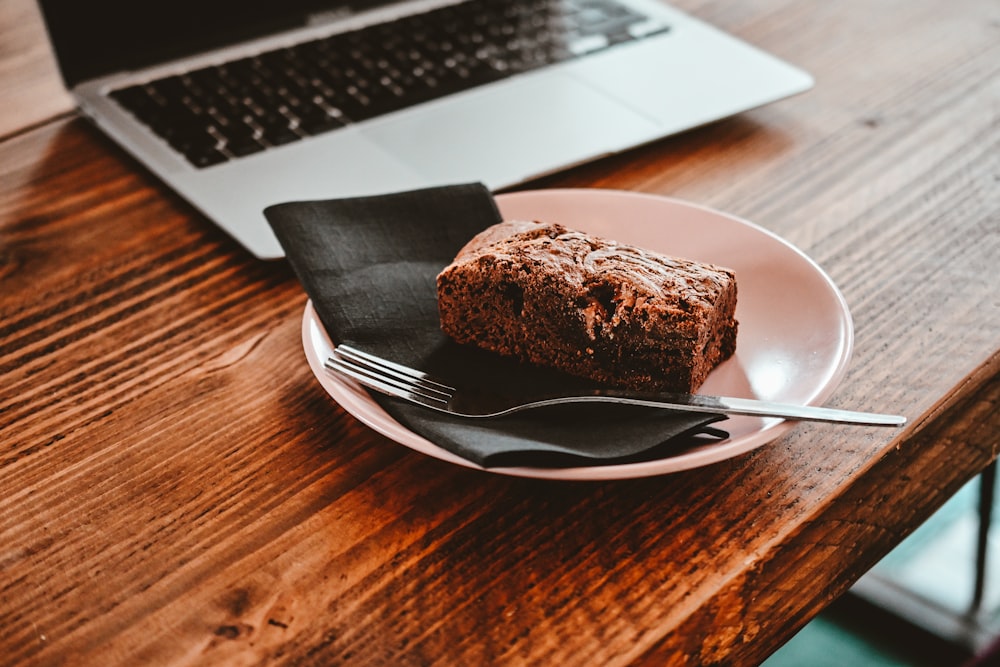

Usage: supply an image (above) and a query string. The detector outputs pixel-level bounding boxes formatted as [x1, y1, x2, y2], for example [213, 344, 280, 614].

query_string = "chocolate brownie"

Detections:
[436, 220, 738, 392]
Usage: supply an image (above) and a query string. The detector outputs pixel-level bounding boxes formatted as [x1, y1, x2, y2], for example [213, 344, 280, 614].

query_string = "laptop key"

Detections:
[187, 147, 229, 168]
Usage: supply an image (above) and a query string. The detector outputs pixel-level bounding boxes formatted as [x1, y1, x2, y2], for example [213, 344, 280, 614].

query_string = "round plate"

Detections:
[301, 189, 854, 479]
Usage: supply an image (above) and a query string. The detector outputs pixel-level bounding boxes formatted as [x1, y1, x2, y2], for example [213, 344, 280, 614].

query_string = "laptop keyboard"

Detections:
[109, 0, 669, 168]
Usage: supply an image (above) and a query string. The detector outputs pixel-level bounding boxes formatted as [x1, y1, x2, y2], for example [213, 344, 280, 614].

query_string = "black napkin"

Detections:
[265, 183, 728, 468]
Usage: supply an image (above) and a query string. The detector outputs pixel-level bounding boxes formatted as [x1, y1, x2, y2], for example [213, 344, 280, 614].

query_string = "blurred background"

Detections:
[766, 469, 999, 666]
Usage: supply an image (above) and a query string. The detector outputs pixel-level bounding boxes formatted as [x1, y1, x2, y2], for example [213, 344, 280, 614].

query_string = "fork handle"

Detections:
[574, 391, 906, 426]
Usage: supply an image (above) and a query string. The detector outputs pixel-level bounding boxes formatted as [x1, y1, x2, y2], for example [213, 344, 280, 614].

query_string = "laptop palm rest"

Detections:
[359, 72, 661, 188]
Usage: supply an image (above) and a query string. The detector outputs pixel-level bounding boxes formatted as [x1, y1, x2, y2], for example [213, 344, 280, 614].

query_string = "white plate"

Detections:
[301, 189, 853, 480]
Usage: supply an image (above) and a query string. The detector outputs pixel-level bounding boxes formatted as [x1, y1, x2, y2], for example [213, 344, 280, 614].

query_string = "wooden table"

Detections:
[3, 0, 998, 664]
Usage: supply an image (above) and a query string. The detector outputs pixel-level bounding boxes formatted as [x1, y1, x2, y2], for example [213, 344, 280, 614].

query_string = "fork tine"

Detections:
[325, 355, 453, 412]
[335, 344, 454, 393]
[327, 345, 457, 408]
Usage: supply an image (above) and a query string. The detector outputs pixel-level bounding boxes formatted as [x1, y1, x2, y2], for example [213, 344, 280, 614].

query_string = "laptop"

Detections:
[36, 0, 812, 259]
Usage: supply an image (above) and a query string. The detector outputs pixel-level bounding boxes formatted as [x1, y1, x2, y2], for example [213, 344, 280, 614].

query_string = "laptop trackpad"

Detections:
[360, 73, 660, 187]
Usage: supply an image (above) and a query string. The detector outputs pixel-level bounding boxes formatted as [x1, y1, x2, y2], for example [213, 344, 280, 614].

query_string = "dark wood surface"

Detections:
[2, 0, 998, 664]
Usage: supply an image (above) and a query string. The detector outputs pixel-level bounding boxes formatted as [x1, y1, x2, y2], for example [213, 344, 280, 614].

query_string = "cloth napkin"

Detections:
[265, 182, 728, 468]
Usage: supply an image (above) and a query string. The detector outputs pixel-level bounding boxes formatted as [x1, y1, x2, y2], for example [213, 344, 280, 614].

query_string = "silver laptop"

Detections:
[37, 0, 812, 259]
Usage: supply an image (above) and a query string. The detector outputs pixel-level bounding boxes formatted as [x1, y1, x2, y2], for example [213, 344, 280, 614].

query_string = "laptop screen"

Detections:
[37, 0, 385, 88]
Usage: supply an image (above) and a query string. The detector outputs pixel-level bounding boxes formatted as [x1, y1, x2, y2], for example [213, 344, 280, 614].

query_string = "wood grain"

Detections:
[2, 0, 998, 665]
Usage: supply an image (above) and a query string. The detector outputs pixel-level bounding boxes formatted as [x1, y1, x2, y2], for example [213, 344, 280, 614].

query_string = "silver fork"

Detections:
[324, 345, 906, 426]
